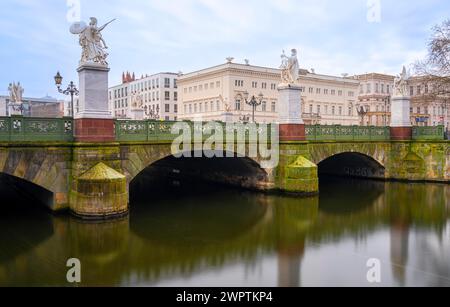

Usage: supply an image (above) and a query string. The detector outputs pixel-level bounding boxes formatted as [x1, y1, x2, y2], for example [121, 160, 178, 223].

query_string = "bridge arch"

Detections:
[0, 147, 71, 210]
[316, 152, 386, 179]
[122, 146, 273, 196]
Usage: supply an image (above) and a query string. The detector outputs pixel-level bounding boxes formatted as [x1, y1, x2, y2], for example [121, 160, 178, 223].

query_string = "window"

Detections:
[339, 106, 342, 115]
[165, 104, 170, 113]
[184, 105, 187, 114]
[387, 85, 390, 94]
[165, 91, 170, 100]
[410, 86, 414, 96]
[317, 105, 321, 114]
[174, 104, 178, 113]
[189, 104, 192, 114]
[165, 78, 170, 88]
[262, 101, 267, 112]
[211, 101, 214, 112]
[199, 85, 203, 91]
[366, 84, 371, 93]
[165, 116, 170, 121]
[338, 90, 343, 96]
[235, 100, 241, 111]
[262, 83, 267, 89]
[210, 82, 214, 89]
[152, 80, 155, 89]
[184, 88, 187, 94]
[309, 87, 314, 94]
[216, 100, 220, 111]
[194, 104, 197, 113]
[189, 87, 192, 93]
[348, 91, 354, 97]
[332, 106, 336, 115]
[417, 86, 421, 95]
[271, 102, 276, 113]
[309, 105, 313, 113]
[316, 88, 321, 94]
[235, 80, 244, 87]
[252, 81, 258, 88]
[199, 103, 203, 112]
[205, 103, 208, 112]
[375, 83, 379, 93]
[205, 83, 209, 90]
[324, 89, 329, 95]
[174, 79, 178, 88]
[348, 106, 353, 116]
[331, 90, 336, 95]
[174, 92, 178, 101]
[216, 81, 220, 88]
[381, 84, 385, 93]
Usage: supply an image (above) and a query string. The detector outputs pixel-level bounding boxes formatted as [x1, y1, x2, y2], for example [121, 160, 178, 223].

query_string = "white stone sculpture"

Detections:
[8, 82, 24, 103]
[280, 49, 300, 84]
[393, 66, 410, 97]
[70, 17, 115, 67]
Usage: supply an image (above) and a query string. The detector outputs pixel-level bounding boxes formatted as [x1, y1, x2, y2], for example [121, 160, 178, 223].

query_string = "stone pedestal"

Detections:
[131, 109, 144, 121]
[390, 95, 412, 140]
[70, 162, 128, 219]
[278, 84, 305, 141]
[75, 64, 115, 142]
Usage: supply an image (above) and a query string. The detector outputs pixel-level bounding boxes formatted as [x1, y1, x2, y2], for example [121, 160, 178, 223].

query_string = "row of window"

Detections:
[412, 106, 448, 116]
[307, 104, 354, 117]
[183, 81, 222, 94]
[360, 83, 392, 95]
[234, 100, 277, 112]
[184, 101, 222, 114]
[303, 87, 352, 97]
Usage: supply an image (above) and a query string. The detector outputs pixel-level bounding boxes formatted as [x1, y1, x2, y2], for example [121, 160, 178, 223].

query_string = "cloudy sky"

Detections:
[0, 0, 448, 98]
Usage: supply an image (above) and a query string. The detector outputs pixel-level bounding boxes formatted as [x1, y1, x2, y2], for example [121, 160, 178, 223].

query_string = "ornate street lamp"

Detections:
[239, 114, 251, 124]
[243, 91, 264, 123]
[357, 105, 368, 126]
[145, 105, 160, 120]
[54, 71, 79, 117]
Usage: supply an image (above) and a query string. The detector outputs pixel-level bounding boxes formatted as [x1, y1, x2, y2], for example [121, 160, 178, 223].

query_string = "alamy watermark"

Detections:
[366, 258, 382, 283]
[367, 0, 381, 23]
[66, 0, 81, 23]
[66, 258, 81, 283]
[170, 122, 280, 169]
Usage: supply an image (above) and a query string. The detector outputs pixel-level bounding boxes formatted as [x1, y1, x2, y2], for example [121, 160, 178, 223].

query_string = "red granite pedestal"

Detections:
[390, 127, 412, 141]
[74, 118, 115, 143]
[279, 124, 306, 142]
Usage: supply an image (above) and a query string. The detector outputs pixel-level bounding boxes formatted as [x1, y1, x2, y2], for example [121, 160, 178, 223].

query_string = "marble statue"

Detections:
[7, 82, 24, 103]
[280, 49, 300, 84]
[393, 66, 410, 97]
[70, 17, 115, 66]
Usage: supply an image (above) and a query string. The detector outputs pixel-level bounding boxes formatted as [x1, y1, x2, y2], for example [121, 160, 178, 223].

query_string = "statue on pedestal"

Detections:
[70, 17, 116, 67]
[393, 66, 410, 97]
[280, 49, 300, 84]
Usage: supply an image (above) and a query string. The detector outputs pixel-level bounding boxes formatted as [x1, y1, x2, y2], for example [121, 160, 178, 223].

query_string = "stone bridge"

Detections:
[0, 118, 448, 218]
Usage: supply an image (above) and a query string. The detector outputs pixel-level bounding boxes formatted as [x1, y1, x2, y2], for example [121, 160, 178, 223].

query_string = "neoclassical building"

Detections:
[178, 59, 360, 125]
[109, 72, 179, 121]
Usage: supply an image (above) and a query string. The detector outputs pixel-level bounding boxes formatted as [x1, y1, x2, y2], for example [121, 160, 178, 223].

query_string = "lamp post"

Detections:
[357, 105, 368, 126]
[145, 105, 160, 120]
[383, 96, 391, 126]
[54, 72, 78, 117]
[239, 114, 251, 124]
[243, 91, 264, 123]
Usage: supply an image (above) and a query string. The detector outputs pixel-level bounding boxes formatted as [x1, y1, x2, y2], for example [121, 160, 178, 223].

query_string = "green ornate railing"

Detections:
[412, 126, 445, 141]
[0, 116, 74, 142]
[0, 117, 445, 143]
[306, 125, 391, 141]
[115, 120, 276, 143]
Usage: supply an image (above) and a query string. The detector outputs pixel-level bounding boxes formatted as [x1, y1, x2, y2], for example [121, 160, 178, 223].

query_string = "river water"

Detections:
[0, 176, 449, 287]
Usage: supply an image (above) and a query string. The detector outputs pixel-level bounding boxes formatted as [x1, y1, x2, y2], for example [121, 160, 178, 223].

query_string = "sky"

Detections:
[0, 0, 449, 98]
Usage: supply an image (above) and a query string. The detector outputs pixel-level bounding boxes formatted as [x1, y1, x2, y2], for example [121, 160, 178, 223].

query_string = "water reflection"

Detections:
[0, 175, 448, 287]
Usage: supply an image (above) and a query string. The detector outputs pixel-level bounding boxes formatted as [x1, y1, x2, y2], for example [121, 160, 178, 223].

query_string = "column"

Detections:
[278, 84, 305, 141]
[390, 95, 412, 140]
[74, 64, 115, 142]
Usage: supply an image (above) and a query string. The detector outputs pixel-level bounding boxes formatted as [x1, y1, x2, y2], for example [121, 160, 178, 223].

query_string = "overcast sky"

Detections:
[0, 0, 448, 98]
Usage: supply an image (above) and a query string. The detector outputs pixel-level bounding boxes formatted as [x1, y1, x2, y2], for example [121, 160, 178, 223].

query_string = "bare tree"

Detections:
[415, 19, 450, 128]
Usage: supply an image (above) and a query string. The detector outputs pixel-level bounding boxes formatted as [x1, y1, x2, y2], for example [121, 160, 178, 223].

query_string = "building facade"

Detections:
[355, 74, 450, 130]
[0, 95, 64, 118]
[109, 72, 179, 121]
[178, 60, 360, 125]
